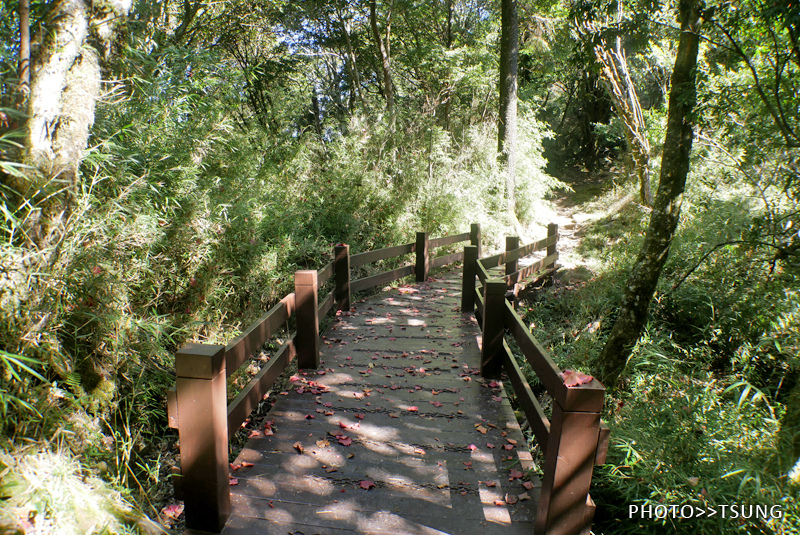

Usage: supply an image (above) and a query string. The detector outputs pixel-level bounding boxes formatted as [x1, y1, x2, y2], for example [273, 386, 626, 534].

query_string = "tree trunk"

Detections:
[597, 0, 703, 388]
[338, 10, 365, 111]
[18, 0, 30, 96]
[370, 0, 395, 130]
[20, 0, 131, 245]
[498, 0, 518, 216]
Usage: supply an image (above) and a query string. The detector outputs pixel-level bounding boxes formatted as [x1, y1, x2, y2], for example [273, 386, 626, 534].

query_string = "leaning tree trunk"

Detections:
[22, 0, 130, 246]
[498, 0, 518, 216]
[597, 0, 703, 388]
[593, 36, 654, 206]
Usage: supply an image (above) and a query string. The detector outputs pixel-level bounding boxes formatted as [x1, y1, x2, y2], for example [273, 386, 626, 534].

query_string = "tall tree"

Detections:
[370, 0, 395, 129]
[18, 0, 29, 97]
[597, 0, 703, 388]
[21, 0, 131, 245]
[498, 0, 519, 215]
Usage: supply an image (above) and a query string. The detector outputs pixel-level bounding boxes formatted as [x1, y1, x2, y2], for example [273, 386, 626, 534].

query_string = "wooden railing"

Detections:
[461, 224, 610, 535]
[166, 224, 480, 531]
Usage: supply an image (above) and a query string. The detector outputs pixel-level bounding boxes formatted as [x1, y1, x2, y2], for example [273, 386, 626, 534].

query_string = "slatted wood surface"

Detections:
[223, 272, 540, 535]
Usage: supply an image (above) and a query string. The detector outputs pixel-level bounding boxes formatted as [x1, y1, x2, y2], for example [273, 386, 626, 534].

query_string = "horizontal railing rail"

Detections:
[460, 224, 609, 535]
[168, 223, 482, 532]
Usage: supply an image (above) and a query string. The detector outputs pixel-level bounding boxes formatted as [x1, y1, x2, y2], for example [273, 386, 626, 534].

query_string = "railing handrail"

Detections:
[460, 224, 609, 535]
[169, 223, 482, 532]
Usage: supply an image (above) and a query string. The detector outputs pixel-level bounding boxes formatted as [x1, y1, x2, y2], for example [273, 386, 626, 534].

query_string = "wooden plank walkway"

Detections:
[222, 271, 540, 535]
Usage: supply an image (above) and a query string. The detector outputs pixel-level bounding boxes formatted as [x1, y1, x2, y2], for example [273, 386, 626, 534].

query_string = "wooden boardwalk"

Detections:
[222, 271, 540, 535]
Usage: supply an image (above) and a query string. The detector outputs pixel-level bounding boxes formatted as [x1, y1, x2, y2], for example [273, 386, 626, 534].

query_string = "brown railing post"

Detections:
[461, 245, 478, 312]
[536, 393, 603, 535]
[547, 223, 558, 267]
[416, 232, 429, 282]
[295, 270, 320, 369]
[480, 279, 506, 377]
[505, 236, 519, 276]
[334, 244, 350, 311]
[175, 343, 230, 532]
[470, 222, 481, 258]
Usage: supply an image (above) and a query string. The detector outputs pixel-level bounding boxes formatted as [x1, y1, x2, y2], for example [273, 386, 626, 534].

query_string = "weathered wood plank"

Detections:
[351, 243, 415, 267]
[430, 251, 464, 269]
[227, 337, 295, 439]
[351, 265, 415, 293]
[428, 232, 470, 249]
[225, 293, 294, 377]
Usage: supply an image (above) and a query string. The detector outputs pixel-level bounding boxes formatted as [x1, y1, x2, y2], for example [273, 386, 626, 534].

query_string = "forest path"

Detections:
[221, 271, 539, 535]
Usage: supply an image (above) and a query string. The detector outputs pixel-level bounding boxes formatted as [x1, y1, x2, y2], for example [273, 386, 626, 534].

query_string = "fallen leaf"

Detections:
[509, 469, 524, 480]
[359, 480, 376, 490]
[522, 481, 534, 490]
[293, 442, 305, 454]
[476, 425, 488, 434]
[229, 477, 239, 486]
[519, 492, 531, 501]
[355, 413, 365, 420]
[316, 439, 330, 447]
[338, 436, 353, 446]
[558, 369, 594, 387]
[506, 493, 519, 505]
[468, 444, 477, 451]
[407, 406, 418, 412]
[494, 499, 505, 506]
[484, 481, 497, 488]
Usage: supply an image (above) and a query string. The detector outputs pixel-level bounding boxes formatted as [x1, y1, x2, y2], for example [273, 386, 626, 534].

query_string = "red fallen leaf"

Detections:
[503, 444, 514, 450]
[492, 396, 502, 402]
[463, 461, 473, 469]
[323, 402, 333, 407]
[486, 443, 495, 448]
[431, 401, 443, 408]
[484, 480, 497, 487]
[248, 429, 262, 438]
[506, 493, 519, 505]
[488, 380, 499, 388]
[305, 414, 315, 419]
[359, 480, 376, 490]
[229, 477, 239, 486]
[230, 463, 240, 471]
[494, 499, 505, 506]
[559, 369, 594, 387]
[509, 469, 524, 480]
[389, 413, 400, 418]
[289, 375, 301, 382]
[522, 481, 534, 490]
[507, 438, 518, 445]
[268, 500, 274, 508]
[407, 406, 418, 412]
[338, 436, 353, 446]
[339, 421, 349, 429]
[240, 461, 254, 468]
[519, 492, 531, 501]
[161, 503, 184, 520]
[355, 413, 365, 420]
[91, 266, 103, 275]
[468, 444, 477, 451]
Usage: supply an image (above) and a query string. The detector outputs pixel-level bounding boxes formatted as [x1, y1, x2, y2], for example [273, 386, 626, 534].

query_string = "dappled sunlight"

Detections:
[225, 272, 539, 533]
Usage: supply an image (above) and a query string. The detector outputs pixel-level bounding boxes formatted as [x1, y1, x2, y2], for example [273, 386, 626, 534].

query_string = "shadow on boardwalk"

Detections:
[222, 271, 540, 535]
